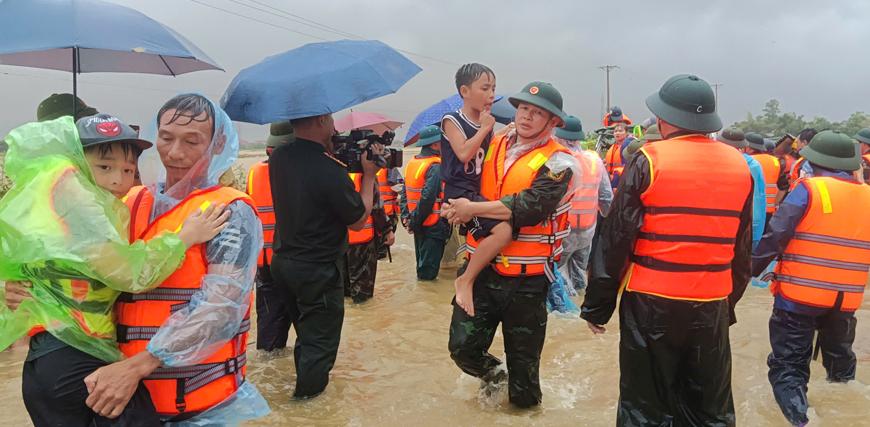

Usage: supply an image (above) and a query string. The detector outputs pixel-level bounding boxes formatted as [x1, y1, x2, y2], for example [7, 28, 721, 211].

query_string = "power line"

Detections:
[187, 0, 329, 41]
[190, 0, 458, 66]
[240, 0, 361, 39]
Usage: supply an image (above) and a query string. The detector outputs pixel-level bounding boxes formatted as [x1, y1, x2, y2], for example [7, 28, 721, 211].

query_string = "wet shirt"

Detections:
[441, 110, 492, 200]
[269, 138, 365, 264]
[752, 166, 855, 316]
[581, 153, 754, 326]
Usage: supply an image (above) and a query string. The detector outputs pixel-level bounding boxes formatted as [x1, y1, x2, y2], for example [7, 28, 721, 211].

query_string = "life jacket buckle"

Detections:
[225, 357, 239, 375]
[115, 325, 129, 344]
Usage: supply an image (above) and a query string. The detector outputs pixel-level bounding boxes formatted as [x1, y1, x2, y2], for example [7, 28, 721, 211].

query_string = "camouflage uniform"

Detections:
[448, 163, 572, 408]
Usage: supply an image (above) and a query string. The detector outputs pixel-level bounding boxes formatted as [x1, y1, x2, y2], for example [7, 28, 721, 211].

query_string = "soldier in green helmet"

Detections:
[399, 125, 450, 280]
[36, 93, 99, 122]
[582, 74, 754, 426]
[553, 115, 612, 290]
[442, 81, 579, 408]
[752, 130, 870, 426]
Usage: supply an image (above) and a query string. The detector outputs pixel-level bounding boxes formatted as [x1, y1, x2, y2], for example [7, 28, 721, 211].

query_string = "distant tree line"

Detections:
[732, 99, 870, 137]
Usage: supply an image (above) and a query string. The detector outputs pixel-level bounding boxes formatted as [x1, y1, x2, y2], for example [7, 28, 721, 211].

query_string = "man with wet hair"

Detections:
[78, 93, 268, 424]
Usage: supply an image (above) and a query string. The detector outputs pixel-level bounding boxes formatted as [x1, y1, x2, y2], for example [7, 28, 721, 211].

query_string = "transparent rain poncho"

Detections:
[0, 117, 187, 362]
[137, 94, 268, 425]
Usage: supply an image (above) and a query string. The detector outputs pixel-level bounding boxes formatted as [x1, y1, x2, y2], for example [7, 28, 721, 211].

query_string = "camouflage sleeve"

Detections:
[499, 165, 573, 231]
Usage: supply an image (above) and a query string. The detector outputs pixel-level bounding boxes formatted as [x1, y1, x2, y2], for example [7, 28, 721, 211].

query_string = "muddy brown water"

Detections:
[1, 151, 869, 426]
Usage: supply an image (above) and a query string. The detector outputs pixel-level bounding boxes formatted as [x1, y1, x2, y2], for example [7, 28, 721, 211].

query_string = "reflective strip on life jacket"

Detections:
[403, 155, 444, 227]
[568, 150, 602, 231]
[466, 135, 571, 278]
[625, 135, 752, 301]
[246, 162, 275, 267]
[119, 185, 255, 416]
[377, 169, 399, 216]
[751, 153, 782, 213]
[772, 177, 870, 311]
[147, 353, 247, 396]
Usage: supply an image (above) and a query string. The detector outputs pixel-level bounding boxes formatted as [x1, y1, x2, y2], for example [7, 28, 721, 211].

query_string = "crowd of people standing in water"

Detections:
[2, 61, 870, 427]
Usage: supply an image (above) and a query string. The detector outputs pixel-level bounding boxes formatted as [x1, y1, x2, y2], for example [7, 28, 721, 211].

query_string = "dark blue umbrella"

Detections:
[0, 0, 221, 97]
[403, 94, 508, 146]
[221, 40, 421, 124]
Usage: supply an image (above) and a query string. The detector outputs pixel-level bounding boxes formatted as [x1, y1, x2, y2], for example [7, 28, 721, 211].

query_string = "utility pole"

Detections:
[711, 83, 723, 104]
[598, 65, 619, 111]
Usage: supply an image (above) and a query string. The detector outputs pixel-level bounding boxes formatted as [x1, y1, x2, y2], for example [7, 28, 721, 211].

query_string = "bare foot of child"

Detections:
[454, 274, 475, 316]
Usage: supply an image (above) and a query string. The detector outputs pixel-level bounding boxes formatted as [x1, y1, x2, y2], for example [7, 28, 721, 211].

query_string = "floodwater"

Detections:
[1, 152, 870, 426]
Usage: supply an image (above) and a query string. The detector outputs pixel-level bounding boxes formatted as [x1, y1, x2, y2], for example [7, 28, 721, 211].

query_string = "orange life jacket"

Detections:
[569, 150, 602, 230]
[625, 135, 751, 301]
[466, 135, 571, 280]
[348, 173, 374, 244]
[246, 161, 274, 267]
[604, 143, 624, 189]
[769, 177, 870, 311]
[751, 153, 783, 213]
[403, 155, 444, 227]
[119, 185, 255, 416]
[377, 169, 398, 216]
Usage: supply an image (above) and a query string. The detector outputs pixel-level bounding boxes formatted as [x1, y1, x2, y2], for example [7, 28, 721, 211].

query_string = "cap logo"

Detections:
[96, 121, 121, 137]
[696, 105, 703, 113]
[529, 86, 539, 95]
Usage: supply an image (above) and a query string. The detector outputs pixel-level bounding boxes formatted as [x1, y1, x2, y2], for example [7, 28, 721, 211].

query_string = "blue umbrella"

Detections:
[491, 96, 517, 125]
[0, 0, 221, 97]
[403, 94, 509, 146]
[221, 39, 421, 124]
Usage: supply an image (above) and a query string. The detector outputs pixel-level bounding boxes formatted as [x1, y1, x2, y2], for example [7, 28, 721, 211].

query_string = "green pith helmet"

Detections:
[267, 121, 294, 147]
[744, 132, 766, 151]
[554, 115, 584, 141]
[854, 127, 870, 146]
[416, 124, 443, 147]
[509, 81, 568, 124]
[640, 124, 661, 143]
[37, 93, 98, 122]
[645, 74, 722, 133]
[717, 127, 747, 148]
[799, 130, 860, 171]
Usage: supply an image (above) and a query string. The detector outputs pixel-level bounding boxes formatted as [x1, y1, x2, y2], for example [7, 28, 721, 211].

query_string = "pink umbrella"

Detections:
[334, 111, 403, 134]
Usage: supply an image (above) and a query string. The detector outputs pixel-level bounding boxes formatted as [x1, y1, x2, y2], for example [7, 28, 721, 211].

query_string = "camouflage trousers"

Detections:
[344, 240, 378, 303]
[448, 266, 549, 408]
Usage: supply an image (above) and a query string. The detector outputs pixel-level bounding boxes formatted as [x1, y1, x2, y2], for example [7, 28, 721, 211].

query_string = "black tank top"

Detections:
[440, 110, 492, 199]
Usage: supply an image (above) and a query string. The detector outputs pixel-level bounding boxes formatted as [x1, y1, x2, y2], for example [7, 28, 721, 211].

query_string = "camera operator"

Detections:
[268, 113, 382, 400]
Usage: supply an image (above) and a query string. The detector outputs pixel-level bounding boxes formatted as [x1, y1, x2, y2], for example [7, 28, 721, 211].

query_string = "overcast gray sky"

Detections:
[2, 0, 868, 142]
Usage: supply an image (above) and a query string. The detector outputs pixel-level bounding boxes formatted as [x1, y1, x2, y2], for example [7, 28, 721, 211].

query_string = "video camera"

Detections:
[332, 129, 403, 173]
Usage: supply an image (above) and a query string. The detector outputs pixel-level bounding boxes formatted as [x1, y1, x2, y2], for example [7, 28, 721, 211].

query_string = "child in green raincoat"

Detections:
[0, 114, 228, 426]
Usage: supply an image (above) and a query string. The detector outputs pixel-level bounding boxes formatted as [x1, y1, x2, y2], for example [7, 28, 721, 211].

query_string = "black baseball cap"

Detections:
[76, 113, 152, 151]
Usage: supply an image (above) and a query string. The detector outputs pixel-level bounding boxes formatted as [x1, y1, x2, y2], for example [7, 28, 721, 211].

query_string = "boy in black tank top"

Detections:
[441, 63, 514, 317]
